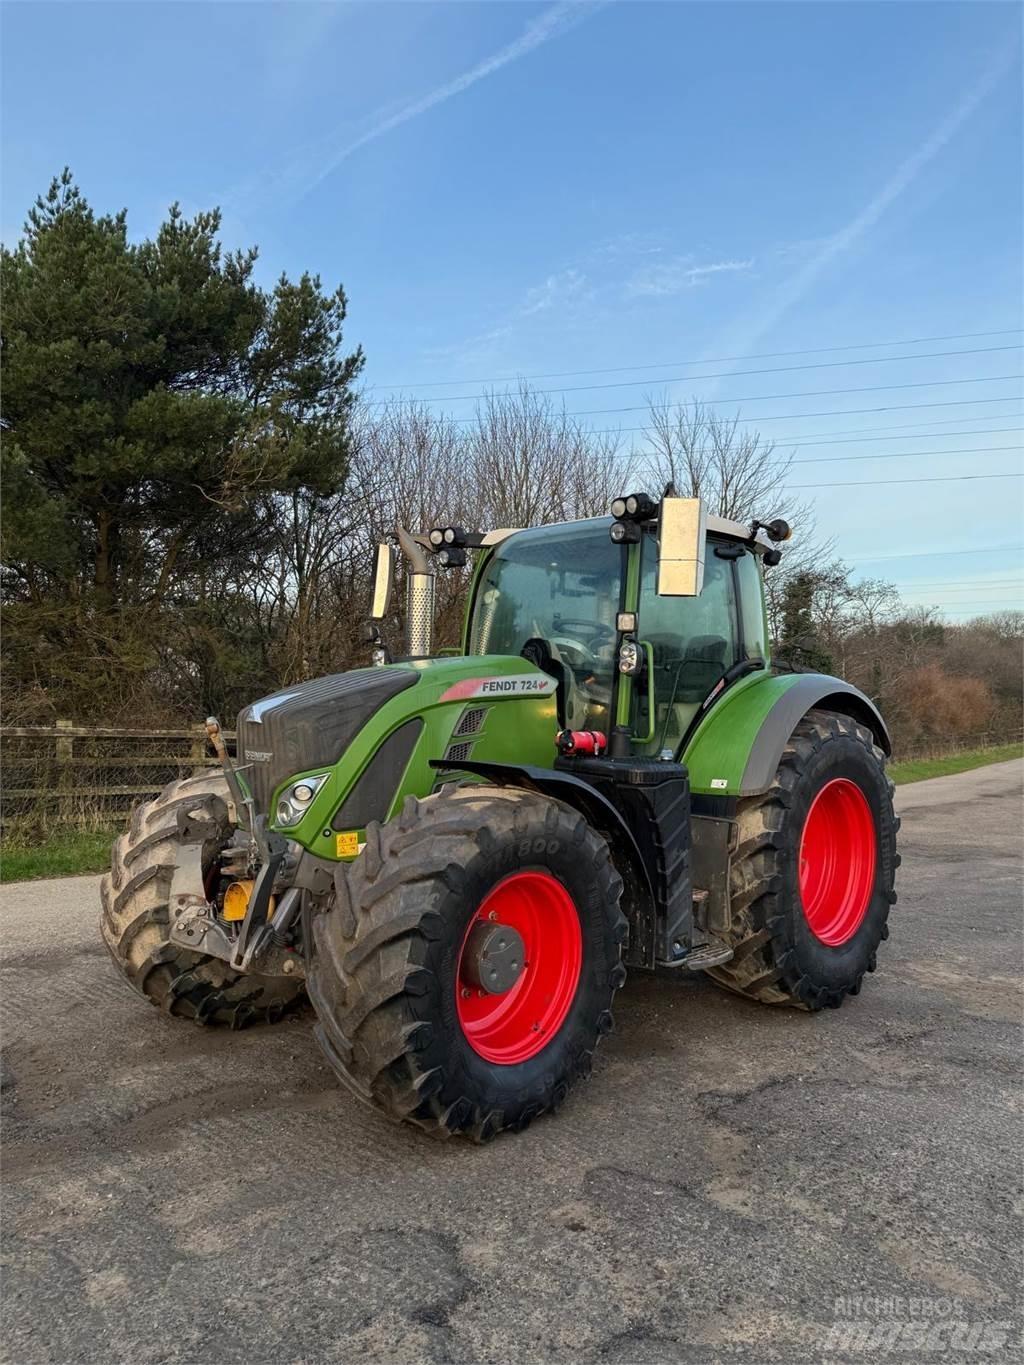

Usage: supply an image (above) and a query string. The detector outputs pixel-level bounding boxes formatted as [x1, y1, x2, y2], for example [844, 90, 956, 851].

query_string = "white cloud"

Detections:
[625, 256, 754, 298]
[520, 268, 589, 315]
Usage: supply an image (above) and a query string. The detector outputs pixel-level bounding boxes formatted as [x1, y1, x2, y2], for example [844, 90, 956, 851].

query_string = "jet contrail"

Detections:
[230, 1, 606, 210]
[715, 40, 1019, 363]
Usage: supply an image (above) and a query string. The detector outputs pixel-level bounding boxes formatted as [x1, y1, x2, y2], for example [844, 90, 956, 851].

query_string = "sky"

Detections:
[2, 0, 1022, 618]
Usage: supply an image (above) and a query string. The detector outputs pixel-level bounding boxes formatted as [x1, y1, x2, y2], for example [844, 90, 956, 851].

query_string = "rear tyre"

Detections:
[100, 771, 306, 1027]
[706, 709, 899, 1010]
[308, 785, 627, 1139]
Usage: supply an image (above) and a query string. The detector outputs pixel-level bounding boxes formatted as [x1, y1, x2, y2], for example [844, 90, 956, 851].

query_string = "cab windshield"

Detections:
[467, 520, 621, 731]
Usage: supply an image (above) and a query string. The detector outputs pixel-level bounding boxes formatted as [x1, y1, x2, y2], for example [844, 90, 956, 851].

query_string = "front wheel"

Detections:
[100, 771, 306, 1026]
[308, 785, 627, 1139]
[706, 709, 899, 1009]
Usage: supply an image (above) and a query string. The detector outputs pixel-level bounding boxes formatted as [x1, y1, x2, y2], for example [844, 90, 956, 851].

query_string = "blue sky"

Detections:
[3, 1, 1021, 615]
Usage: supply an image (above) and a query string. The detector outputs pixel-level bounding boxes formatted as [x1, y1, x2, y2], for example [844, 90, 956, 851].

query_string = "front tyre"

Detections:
[706, 709, 899, 1010]
[308, 786, 627, 1139]
[100, 771, 306, 1026]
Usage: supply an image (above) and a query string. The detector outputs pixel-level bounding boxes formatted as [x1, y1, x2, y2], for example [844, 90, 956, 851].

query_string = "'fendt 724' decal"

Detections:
[440, 675, 557, 703]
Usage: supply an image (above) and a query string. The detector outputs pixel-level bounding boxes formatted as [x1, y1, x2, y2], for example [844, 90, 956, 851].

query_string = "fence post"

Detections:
[55, 717, 74, 763]
[190, 723, 207, 768]
[55, 717, 76, 827]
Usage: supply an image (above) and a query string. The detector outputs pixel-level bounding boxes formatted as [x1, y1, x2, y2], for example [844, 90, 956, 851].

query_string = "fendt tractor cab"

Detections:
[102, 496, 899, 1139]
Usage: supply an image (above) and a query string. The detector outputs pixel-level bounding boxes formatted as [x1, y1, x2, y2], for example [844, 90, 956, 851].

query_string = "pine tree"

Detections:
[0, 170, 364, 715]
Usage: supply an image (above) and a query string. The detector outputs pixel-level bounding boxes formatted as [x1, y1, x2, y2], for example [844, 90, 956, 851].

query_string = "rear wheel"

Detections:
[706, 709, 899, 1009]
[100, 771, 306, 1027]
[308, 785, 627, 1139]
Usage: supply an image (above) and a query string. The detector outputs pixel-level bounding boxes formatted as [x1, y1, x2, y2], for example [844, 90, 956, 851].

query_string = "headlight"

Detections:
[274, 773, 329, 827]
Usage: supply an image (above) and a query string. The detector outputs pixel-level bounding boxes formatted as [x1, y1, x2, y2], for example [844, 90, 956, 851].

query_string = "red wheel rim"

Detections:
[455, 871, 582, 1064]
[798, 778, 877, 946]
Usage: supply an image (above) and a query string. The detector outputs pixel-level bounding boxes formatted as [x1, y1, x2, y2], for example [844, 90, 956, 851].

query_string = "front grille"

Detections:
[236, 667, 418, 813]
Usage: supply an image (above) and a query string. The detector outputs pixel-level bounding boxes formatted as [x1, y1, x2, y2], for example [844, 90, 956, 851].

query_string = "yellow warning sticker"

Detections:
[335, 830, 360, 858]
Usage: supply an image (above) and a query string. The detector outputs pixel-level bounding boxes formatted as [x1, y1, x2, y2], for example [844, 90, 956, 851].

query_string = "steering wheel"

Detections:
[553, 617, 615, 643]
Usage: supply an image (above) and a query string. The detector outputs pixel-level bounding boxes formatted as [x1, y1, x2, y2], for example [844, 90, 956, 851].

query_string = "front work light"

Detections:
[611, 492, 657, 521]
[429, 526, 469, 548]
[610, 519, 641, 545]
[438, 546, 467, 568]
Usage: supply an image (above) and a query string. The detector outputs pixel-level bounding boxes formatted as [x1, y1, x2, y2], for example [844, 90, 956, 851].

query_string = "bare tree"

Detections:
[640, 397, 790, 520]
[637, 395, 836, 640]
[469, 382, 632, 527]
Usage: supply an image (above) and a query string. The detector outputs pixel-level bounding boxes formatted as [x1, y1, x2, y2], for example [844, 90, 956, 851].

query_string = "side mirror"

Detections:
[370, 543, 395, 620]
[657, 497, 707, 596]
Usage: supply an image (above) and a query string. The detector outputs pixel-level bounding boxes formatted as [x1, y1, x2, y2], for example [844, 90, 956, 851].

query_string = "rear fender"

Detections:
[684, 672, 891, 798]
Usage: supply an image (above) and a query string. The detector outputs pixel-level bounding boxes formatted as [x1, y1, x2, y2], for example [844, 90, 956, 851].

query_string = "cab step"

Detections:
[682, 939, 734, 970]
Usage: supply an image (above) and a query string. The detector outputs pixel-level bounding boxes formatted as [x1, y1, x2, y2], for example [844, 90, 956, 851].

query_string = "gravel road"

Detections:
[2, 760, 1021, 1363]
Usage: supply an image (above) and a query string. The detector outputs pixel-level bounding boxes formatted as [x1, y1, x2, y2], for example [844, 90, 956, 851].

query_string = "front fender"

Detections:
[430, 757, 661, 968]
[683, 672, 891, 798]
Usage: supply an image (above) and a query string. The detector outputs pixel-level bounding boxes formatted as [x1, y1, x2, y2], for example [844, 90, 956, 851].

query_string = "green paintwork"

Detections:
[681, 669, 804, 795]
[274, 653, 558, 859]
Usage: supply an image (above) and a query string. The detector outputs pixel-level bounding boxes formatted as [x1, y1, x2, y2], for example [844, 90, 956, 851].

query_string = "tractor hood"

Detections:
[236, 667, 420, 813]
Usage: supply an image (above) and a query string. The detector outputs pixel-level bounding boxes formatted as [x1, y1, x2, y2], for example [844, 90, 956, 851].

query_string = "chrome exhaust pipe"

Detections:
[396, 527, 435, 657]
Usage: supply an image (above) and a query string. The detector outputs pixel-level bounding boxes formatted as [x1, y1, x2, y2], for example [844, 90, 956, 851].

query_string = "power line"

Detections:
[368, 327, 1024, 391]
[891, 579, 1024, 588]
[633, 395, 1019, 428]
[627, 443, 1022, 467]
[791, 472, 1022, 490]
[779, 443, 1020, 465]
[785, 427, 1022, 448]
[617, 428, 1024, 455]
[442, 374, 1023, 424]
[769, 419, 1023, 444]
[569, 374, 1024, 422]
[900, 588, 1024, 597]
[386, 395, 1019, 436]
[855, 544, 1024, 563]
[367, 346, 1020, 407]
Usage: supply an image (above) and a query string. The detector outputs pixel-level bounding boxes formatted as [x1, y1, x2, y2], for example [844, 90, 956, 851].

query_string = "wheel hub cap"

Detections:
[460, 921, 526, 994]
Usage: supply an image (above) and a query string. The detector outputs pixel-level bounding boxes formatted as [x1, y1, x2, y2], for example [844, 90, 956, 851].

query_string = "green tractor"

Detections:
[101, 496, 899, 1139]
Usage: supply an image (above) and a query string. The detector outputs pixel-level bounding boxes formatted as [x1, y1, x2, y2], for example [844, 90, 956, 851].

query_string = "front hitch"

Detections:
[167, 833, 304, 980]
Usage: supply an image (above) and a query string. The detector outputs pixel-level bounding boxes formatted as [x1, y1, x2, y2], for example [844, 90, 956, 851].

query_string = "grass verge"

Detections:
[1, 829, 115, 883]
[889, 743, 1023, 785]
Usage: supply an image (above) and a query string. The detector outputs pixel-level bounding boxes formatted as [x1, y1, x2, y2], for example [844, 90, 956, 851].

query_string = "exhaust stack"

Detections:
[396, 527, 435, 657]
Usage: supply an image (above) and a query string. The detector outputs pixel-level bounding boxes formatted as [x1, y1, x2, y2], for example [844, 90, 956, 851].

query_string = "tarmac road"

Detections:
[1, 760, 1021, 1364]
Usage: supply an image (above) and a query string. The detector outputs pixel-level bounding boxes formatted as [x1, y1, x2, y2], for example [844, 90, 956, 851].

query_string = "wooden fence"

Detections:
[1, 721, 1020, 836]
[0, 723, 236, 833]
